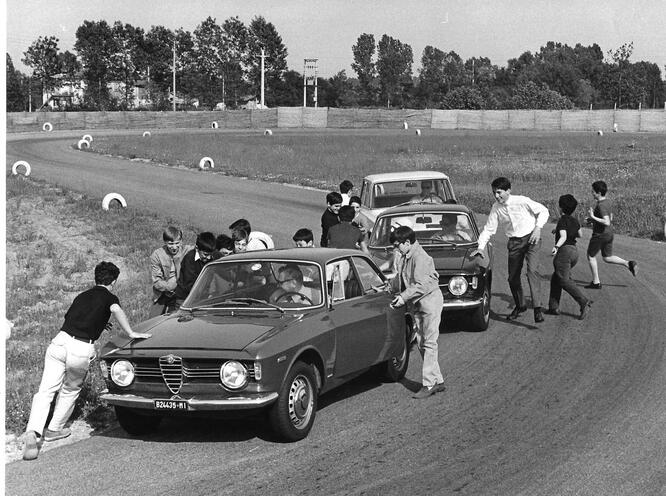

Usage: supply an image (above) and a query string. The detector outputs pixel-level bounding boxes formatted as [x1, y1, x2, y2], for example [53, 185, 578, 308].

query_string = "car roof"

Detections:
[376, 203, 474, 217]
[363, 171, 450, 183]
[209, 248, 365, 266]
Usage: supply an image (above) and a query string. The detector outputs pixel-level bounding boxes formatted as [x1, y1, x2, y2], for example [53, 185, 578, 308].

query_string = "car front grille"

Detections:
[126, 358, 256, 389]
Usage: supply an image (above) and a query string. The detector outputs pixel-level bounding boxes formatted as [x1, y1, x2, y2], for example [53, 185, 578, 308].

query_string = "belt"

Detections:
[68, 334, 94, 344]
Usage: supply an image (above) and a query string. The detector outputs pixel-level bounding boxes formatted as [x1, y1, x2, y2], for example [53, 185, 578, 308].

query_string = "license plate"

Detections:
[154, 399, 188, 410]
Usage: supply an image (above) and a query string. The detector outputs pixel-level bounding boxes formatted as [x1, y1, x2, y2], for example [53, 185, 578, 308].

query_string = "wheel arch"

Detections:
[287, 347, 325, 391]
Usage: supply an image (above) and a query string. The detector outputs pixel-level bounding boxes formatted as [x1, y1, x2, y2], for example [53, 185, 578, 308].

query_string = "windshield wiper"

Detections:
[427, 238, 457, 247]
[223, 298, 285, 313]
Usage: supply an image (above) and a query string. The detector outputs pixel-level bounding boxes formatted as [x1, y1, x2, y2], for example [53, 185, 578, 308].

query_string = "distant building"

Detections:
[41, 75, 85, 110]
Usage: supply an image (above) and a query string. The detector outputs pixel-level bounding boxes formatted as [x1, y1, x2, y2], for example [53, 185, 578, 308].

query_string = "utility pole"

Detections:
[28, 76, 32, 112]
[260, 48, 266, 107]
[172, 39, 177, 112]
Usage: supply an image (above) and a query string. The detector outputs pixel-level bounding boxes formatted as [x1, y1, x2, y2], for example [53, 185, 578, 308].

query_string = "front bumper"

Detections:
[100, 392, 279, 411]
[441, 295, 485, 311]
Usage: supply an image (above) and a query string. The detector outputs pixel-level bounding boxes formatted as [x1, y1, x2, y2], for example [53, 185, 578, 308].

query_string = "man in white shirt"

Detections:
[471, 177, 549, 323]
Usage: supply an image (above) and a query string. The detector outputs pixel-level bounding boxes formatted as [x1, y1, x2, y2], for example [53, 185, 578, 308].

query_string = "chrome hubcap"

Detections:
[288, 375, 312, 428]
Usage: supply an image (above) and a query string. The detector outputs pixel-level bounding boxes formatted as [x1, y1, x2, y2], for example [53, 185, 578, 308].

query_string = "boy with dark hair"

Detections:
[320, 191, 342, 247]
[228, 218, 274, 250]
[546, 194, 592, 319]
[174, 232, 218, 305]
[292, 228, 315, 247]
[215, 233, 234, 256]
[22, 262, 151, 461]
[349, 195, 372, 239]
[472, 177, 550, 323]
[327, 205, 369, 253]
[149, 226, 192, 318]
[339, 179, 354, 205]
[389, 226, 446, 399]
[585, 180, 637, 289]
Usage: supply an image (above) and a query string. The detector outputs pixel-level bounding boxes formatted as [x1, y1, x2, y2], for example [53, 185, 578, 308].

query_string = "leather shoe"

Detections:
[506, 306, 528, 320]
[544, 308, 560, 315]
[579, 300, 593, 320]
[534, 307, 544, 323]
[584, 282, 602, 289]
[22, 431, 39, 461]
[628, 261, 637, 277]
[412, 382, 446, 399]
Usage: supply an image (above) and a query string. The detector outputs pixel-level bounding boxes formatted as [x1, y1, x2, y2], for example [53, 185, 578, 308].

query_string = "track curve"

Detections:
[6, 130, 666, 496]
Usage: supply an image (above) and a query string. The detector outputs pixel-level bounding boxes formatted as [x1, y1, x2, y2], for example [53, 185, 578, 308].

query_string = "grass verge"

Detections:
[5, 174, 201, 435]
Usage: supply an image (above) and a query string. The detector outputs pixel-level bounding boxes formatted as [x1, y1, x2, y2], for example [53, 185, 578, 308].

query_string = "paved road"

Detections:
[6, 131, 666, 496]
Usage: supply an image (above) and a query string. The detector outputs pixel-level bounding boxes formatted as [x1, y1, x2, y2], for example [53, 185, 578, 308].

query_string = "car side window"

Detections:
[352, 257, 384, 293]
[326, 259, 350, 302]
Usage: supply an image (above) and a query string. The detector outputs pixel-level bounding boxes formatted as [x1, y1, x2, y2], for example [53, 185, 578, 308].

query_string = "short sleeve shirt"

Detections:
[555, 215, 580, 246]
[592, 199, 613, 234]
[61, 286, 120, 341]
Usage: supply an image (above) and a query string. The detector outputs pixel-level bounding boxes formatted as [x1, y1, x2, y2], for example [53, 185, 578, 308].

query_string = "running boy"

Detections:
[585, 180, 637, 289]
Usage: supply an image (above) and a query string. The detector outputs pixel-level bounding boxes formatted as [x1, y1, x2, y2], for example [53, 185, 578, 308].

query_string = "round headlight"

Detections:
[448, 276, 468, 296]
[110, 360, 135, 387]
[220, 361, 248, 390]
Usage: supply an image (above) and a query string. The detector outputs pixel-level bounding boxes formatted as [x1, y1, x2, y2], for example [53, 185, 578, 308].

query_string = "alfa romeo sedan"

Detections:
[368, 203, 493, 331]
[357, 171, 456, 227]
[99, 249, 412, 442]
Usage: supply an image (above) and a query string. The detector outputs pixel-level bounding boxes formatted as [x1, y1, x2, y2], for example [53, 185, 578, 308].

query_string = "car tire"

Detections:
[469, 283, 491, 331]
[382, 325, 411, 382]
[268, 361, 318, 442]
[115, 406, 162, 435]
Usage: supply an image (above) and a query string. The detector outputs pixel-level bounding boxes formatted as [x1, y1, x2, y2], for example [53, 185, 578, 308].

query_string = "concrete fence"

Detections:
[7, 108, 666, 133]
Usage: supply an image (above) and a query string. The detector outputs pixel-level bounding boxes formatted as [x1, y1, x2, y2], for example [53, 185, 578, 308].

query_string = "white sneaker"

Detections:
[43, 427, 71, 442]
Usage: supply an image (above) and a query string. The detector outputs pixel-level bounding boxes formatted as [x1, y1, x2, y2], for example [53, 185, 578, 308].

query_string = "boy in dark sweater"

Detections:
[174, 232, 219, 306]
[320, 191, 342, 247]
[546, 194, 592, 320]
[327, 205, 369, 254]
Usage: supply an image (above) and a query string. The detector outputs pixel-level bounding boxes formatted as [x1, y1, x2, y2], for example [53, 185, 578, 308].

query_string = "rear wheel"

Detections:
[115, 406, 162, 435]
[268, 361, 318, 442]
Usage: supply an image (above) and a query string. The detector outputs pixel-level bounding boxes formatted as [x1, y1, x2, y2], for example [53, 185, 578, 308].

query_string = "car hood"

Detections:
[370, 245, 482, 273]
[105, 312, 297, 353]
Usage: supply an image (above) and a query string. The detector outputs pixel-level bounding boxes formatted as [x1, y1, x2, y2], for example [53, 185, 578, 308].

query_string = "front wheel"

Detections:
[115, 406, 162, 435]
[383, 325, 412, 382]
[469, 284, 491, 331]
[268, 361, 318, 442]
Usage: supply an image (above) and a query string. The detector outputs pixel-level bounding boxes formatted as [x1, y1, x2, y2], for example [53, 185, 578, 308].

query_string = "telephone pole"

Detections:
[260, 48, 266, 107]
[172, 39, 177, 112]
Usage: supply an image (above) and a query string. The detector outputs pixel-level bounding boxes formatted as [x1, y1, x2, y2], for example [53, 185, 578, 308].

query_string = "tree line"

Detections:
[6, 15, 665, 112]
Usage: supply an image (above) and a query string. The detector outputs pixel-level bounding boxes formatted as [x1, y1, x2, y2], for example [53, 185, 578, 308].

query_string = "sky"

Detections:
[5, 0, 666, 78]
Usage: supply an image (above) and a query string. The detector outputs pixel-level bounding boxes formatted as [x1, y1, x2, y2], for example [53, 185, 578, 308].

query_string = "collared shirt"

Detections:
[477, 194, 549, 251]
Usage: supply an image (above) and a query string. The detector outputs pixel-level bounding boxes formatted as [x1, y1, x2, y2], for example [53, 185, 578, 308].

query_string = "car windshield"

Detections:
[183, 260, 324, 309]
[370, 179, 451, 209]
[369, 212, 477, 247]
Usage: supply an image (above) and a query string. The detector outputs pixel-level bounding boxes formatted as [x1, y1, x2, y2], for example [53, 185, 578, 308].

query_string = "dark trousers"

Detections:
[507, 234, 543, 309]
[548, 245, 588, 310]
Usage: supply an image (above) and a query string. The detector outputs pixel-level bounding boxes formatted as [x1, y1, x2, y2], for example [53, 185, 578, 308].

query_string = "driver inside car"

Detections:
[432, 214, 472, 242]
[410, 180, 444, 204]
[269, 264, 316, 305]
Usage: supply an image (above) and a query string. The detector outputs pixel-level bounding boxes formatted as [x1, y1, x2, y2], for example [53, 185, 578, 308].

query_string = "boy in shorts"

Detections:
[585, 181, 637, 289]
